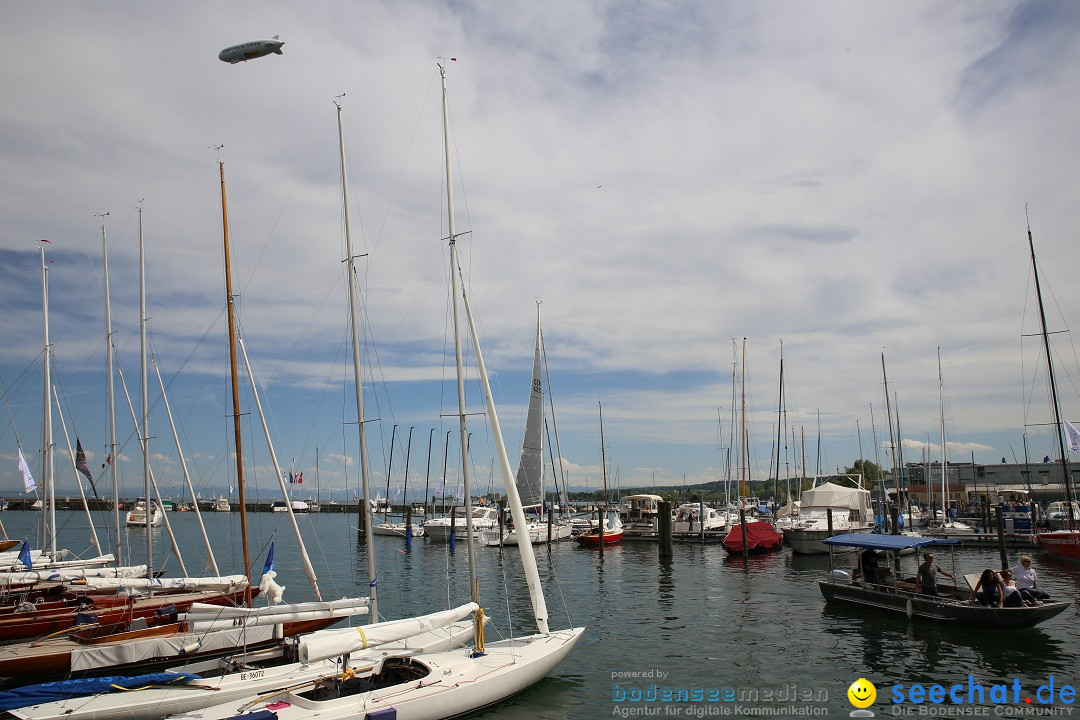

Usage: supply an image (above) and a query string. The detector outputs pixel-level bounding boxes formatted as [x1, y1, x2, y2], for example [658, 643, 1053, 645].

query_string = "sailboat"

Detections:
[1028, 222, 1080, 561]
[925, 348, 975, 537]
[159, 61, 583, 720]
[481, 305, 572, 546]
[722, 339, 784, 554]
[576, 400, 623, 546]
[373, 427, 425, 538]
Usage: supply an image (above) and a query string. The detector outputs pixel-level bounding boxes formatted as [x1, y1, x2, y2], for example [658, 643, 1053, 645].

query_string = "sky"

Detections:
[2, 1, 1080, 507]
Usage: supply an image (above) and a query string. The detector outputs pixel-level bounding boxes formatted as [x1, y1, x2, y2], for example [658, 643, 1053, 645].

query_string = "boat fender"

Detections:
[905, 599, 914, 620]
[75, 612, 99, 625]
[366, 707, 398, 719]
[180, 640, 202, 655]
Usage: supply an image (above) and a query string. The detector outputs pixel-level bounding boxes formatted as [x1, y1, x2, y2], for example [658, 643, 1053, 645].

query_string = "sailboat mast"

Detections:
[773, 342, 783, 511]
[154, 357, 219, 574]
[882, 352, 899, 519]
[219, 162, 252, 602]
[740, 338, 747, 500]
[99, 216, 120, 563]
[336, 103, 378, 618]
[41, 248, 56, 556]
[937, 347, 948, 521]
[138, 207, 153, 577]
[441, 63, 481, 614]
[384, 424, 397, 521]
[1028, 223, 1077, 526]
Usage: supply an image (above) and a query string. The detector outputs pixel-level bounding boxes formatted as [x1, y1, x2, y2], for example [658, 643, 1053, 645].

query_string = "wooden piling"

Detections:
[658, 500, 673, 558]
[740, 508, 748, 560]
[996, 505, 1008, 569]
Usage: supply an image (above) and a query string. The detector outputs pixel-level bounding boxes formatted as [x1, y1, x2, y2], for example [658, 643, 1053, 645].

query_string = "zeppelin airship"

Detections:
[218, 35, 284, 64]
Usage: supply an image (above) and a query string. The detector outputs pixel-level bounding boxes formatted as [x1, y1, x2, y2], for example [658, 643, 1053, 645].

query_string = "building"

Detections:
[881, 459, 1079, 507]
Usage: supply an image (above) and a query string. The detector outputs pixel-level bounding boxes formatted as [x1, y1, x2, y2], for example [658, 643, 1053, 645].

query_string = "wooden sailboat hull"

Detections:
[0, 613, 335, 680]
[0, 588, 250, 643]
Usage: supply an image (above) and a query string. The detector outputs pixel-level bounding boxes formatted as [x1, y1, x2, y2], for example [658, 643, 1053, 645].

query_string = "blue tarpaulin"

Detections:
[821, 533, 964, 552]
[0, 673, 196, 712]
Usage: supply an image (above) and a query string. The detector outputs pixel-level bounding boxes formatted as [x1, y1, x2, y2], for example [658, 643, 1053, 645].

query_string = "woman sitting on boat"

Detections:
[1000, 570, 1029, 608]
[971, 569, 1004, 607]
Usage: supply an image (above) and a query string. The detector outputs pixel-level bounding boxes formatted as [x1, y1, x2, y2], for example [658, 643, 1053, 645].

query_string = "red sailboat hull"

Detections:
[1037, 530, 1080, 562]
[576, 530, 623, 546]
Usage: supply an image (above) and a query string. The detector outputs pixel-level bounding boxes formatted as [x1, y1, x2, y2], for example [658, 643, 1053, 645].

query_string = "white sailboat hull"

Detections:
[176, 628, 584, 720]
[478, 521, 573, 546]
[8, 617, 483, 720]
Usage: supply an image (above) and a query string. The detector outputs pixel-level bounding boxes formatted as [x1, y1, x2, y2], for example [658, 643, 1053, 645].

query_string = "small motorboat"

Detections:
[818, 533, 1070, 629]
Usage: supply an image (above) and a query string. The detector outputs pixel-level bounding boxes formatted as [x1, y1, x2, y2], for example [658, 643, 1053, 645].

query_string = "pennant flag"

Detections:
[262, 542, 275, 575]
[75, 438, 97, 497]
[288, 471, 295, 484]
[40, 239, 52, 244]
[18, 449, 36, 493]
[1065, 419, 1080, 453]
[18, 541, 32, 571]
[296, 471, 303, 485]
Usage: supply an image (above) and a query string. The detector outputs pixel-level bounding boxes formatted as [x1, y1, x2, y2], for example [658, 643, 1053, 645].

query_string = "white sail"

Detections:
[299, 602, 479, 663]
[183, 596, 368, 624]
[0, 564, 148, 584]
[514, 323, 545, 508]
[74, 574, 249, 592]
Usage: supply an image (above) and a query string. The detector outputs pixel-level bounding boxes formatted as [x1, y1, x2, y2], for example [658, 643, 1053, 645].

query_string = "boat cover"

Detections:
[721, 522, 783, 552]
[821, 533, 964, 551]
[799, 482, 868, 508]
[0, 673, 195, 712]
[70, 624, 276, 672]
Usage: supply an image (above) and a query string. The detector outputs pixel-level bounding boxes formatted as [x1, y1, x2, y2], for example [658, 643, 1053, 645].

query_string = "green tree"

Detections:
[845, 459, 887, 483]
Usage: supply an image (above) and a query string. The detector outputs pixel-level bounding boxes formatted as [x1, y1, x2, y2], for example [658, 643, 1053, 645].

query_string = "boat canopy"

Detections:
[821, 533, 964, 551]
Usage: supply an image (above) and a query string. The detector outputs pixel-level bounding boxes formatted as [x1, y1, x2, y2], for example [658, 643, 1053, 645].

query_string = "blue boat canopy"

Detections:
[821, 533, 964, 551]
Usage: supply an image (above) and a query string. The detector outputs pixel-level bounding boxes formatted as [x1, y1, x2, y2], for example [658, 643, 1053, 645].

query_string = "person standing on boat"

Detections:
[855, 547, 878, 585]
[1010, 556, 1050, 602]
[915, 551, 954, 598]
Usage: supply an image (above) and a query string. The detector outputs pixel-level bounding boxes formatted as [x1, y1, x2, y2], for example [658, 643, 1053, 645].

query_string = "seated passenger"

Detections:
[1000, 570, 1027, 608]
[970, 568, 1003, 607]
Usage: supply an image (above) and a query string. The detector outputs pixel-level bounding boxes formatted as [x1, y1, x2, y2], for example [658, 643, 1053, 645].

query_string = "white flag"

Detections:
[1065, 419, 1080, 453]
[18, 449, 36, 493]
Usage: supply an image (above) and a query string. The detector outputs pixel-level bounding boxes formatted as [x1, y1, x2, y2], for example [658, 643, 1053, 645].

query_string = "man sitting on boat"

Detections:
[915, 551, 955, 598]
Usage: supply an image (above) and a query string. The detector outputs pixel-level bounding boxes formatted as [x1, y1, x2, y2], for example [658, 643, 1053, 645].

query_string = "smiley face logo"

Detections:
[847, 678, 876, 708]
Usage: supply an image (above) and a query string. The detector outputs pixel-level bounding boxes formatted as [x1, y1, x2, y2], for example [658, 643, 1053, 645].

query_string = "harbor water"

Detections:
[4, 510, 1080, 717]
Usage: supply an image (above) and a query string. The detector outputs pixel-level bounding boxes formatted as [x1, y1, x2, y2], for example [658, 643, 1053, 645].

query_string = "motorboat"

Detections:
[672, 502, 727, 540]
[619, 494, 664, 539]
[125, 499, 164, 528]
[422, 506, 499, 542]
[782, 478, 873, 554]
[212, 497, 230, 512]
[819, 533, 1070, 628]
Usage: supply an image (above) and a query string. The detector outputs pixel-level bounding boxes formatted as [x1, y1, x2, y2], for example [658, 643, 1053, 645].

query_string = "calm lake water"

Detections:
[5, 510, 1080, 717]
